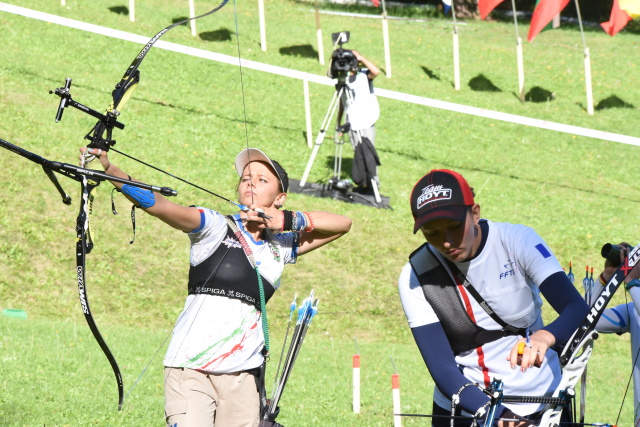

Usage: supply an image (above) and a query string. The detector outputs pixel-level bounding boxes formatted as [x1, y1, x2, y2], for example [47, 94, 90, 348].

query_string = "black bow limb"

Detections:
[0, 136, 178, 410]
[44, 0, 237, 410]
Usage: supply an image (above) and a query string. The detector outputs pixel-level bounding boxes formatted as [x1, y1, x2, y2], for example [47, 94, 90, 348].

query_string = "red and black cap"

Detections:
[410, 169, 475, 233]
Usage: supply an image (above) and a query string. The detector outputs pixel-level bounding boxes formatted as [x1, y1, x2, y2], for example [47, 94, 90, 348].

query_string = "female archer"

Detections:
[81, 146, 351, 426]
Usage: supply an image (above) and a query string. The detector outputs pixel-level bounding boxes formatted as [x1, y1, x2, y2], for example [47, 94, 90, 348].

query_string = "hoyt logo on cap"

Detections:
[416, 184, 452, 209]
[410, 169, 474, 233]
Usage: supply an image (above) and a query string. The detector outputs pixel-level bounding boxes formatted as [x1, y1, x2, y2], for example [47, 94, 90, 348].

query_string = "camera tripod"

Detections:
[298, 81, 381, 204]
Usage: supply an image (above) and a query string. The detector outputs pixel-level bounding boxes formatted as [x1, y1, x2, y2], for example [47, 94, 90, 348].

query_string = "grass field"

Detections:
[1, 0, 639, 425]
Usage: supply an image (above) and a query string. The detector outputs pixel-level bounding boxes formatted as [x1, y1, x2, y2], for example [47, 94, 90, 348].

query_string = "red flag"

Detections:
[527, 0, 570, 41]
[370, 0, 380, 6]
[479, 0, 506, 20]
[601, 0, 632, 36]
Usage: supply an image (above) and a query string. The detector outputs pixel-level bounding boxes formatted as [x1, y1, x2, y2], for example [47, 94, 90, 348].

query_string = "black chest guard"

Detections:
[188, 226, 274, 309]
[409, 244, 519, 354]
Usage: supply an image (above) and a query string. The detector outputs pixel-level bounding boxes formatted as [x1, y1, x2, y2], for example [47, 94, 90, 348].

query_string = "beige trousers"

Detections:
[164, 367, 260, 427]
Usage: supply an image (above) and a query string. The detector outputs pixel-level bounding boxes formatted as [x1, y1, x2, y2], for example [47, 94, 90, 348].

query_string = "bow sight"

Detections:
[50, 74, 137, 154]
[601, 242, 633, 268]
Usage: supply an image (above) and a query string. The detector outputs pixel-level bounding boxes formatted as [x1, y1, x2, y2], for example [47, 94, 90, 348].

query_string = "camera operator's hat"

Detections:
[235, 148, 289, 193]
[410, 169, 475, 233]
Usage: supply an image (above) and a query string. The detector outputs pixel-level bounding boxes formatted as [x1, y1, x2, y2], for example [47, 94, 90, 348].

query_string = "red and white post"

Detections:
[392, 373, 401, 426]
[353, 354, 361, 413]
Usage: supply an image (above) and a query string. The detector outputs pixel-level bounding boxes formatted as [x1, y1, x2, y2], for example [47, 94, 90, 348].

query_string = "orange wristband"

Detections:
[304, 212, 315, 232]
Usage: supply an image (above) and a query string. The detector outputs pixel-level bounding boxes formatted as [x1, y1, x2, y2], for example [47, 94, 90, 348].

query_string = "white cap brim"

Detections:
[235, 148, 287, 193]
[235, 148, 275, 176]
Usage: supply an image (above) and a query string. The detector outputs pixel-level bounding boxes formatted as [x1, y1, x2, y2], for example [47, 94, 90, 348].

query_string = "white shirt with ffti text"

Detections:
[398, 220, 564, 415]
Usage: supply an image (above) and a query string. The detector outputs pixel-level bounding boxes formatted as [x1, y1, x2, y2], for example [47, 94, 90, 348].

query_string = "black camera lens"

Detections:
[329, 49, 357, 79]
[601, 243, 632, 267]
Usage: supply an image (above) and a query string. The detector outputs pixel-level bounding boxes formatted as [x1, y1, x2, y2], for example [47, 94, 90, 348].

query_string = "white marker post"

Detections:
[392, 373, 401, 427]
[516, 37, 525, 101]
[572, 0, 594, 115]
[129, 0, 135, 22]
[584, 47, 594, 115]
[509, 0, 525, 101]
[381, 0, 391, 78]
[258, 0, 267, 51]
[303, 79, 313, 148]
[189, 0, 196, 36]
[450, 1, 460, 90]
[353, 354, 361, 413]
[452, 30, 460, 90]
[315, 1, 324, 65]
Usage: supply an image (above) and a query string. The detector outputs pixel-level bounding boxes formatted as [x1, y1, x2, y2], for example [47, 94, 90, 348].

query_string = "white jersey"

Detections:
[163, 209, 298, 373]
[398, 220, 564, 415]
[596, 286, 640, 425]
[341, 69, 379, 131]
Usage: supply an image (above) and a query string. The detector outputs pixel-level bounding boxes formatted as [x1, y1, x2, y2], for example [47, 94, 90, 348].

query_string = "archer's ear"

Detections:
[471, 204, 481, 224]
[274, 192, 287, 209]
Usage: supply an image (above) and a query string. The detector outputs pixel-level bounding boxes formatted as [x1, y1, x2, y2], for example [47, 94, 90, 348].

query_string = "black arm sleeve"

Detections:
[540, 271, 590, 345]
[411, 323, 508, 416]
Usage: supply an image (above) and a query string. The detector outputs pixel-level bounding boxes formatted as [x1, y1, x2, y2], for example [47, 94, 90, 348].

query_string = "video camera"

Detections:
[328, 31, 359, 80]
[329, 49, 358, 79]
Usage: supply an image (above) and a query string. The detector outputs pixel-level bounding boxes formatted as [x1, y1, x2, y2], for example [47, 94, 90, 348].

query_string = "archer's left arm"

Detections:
[540, 271, 590, 345]
[297, 212, 352, 256]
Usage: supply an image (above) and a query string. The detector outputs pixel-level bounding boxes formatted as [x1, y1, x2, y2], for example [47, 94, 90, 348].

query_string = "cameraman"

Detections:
[594, 242, 640, 424]
[336, 50, 381, 190]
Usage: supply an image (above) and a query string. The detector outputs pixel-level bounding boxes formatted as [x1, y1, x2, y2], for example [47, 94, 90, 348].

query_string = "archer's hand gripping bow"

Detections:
[47, 0, 237, 410]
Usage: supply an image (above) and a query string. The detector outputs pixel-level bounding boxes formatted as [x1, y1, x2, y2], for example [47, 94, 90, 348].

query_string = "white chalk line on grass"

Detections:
[1, 2, 639, 148]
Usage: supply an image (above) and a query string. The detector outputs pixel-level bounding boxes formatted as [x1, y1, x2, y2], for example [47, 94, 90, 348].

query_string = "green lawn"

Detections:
[0, 0, 639, 425]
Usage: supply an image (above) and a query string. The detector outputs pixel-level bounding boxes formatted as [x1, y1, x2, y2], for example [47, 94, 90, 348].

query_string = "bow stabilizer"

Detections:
[0, 137, 178, 410]
[45, 0, 244, 410]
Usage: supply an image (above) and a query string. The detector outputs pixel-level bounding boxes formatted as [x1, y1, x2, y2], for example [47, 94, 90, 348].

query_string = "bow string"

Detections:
[49, 0, 244, 411]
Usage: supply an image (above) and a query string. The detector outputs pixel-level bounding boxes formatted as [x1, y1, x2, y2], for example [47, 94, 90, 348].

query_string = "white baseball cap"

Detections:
[235, 148, 289, 193]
